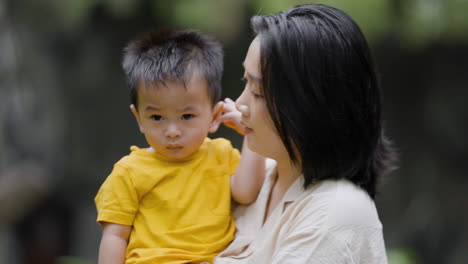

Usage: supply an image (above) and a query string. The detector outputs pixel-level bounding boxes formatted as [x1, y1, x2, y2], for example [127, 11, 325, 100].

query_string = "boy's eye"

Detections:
[150, 115, 163, 121]
[181, 114, 194, 120]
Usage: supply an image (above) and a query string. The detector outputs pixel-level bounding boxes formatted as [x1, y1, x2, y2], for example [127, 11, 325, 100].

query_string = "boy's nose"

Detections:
[165, 124, 181, 138]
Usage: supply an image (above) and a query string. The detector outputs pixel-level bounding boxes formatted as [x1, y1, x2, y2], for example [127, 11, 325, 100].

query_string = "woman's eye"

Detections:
[150, 115, 163, 121]
[181, 114, 194, 120]
[251, 91, 263, 99]
[242, 76, 263, 98]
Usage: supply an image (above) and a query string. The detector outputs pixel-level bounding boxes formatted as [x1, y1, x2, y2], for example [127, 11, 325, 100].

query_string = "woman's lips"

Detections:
[241, 121, 253, 135]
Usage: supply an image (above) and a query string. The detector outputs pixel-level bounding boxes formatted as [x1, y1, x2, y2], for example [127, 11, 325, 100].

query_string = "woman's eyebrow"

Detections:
[242, 62, 262, 82]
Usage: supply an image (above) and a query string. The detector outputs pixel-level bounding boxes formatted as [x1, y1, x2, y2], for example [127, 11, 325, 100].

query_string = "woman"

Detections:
[216, 4, 396, 264]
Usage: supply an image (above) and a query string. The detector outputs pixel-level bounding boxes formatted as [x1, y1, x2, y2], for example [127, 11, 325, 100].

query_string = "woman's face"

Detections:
[236, 37, 287, 161]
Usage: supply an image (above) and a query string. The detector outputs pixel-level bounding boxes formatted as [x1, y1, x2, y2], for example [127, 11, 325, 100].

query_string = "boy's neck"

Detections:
[147, 147, 156, 152]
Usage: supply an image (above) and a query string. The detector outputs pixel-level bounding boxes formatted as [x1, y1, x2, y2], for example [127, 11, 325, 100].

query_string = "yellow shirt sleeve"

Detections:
[95, 164, 139, 226]
[229, 144, 241, 176]
[212, 137, 241, 176]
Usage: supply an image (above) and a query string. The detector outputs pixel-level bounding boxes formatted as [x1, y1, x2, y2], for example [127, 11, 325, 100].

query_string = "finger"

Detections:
[221, 105, 235, 114]
[224, 98, 236, 107]
[222, 102, 238, 113]
[219, 112, 240, 122]
[218, 115, 234, 123]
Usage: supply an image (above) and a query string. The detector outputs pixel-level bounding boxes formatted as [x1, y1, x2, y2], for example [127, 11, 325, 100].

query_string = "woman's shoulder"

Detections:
[330, 179, 382, 228]
[299, 179, 382, 229]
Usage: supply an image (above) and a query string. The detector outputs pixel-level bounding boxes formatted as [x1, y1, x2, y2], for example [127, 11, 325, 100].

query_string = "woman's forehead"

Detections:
[243, 37, 262, 78]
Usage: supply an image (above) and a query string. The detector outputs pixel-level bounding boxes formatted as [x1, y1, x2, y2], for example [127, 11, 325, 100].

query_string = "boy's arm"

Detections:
[98, 222, 131, 264]
[219, 98, 266, 204]
[231, 137, 265, 204]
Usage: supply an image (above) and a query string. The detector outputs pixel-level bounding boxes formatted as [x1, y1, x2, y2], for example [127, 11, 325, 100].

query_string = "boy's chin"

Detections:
[161, 149, 196, 161]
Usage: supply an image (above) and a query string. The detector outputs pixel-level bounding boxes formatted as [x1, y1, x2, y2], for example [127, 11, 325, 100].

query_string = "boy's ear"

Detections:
[209, 101, 224, 133]
[130, 104, 144, 133]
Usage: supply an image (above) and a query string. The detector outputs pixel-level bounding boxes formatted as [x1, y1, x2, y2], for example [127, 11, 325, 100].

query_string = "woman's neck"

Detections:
[275, 157, 302, 193]
[262, 156, 302, 224]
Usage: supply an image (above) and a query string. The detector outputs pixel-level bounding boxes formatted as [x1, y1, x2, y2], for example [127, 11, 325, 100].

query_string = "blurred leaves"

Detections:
[8, 0, 468, 47]
[401, 0, 468, 48]
[250, 0, 392, 41]
[56, 256, 94, 264]
[102, 0, 137, 17]
[22, 0, 97, 30]
[153, 0, 247, 42]
[251, 0, 311, 14]
[250, 0, 468, 47]
[319, 0, 392, 42]
[388, 248, 419, 264]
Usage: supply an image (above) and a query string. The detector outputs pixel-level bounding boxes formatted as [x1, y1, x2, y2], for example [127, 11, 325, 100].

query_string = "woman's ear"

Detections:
[130, 104, 144, 133]
[209, 101, 224, 133]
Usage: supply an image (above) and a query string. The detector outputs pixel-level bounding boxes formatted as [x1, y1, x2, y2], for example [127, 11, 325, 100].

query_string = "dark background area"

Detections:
[0, 0, 467, 263]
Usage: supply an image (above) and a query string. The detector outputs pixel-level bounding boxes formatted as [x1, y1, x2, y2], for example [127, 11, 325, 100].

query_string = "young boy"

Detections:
[94, 29, 264, 264]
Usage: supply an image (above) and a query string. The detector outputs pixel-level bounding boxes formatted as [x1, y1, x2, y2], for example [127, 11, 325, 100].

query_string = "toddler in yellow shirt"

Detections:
[94, 28, 265, 264]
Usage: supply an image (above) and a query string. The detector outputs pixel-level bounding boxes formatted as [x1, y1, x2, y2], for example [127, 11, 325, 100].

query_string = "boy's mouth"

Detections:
[166, 145, 183, 150]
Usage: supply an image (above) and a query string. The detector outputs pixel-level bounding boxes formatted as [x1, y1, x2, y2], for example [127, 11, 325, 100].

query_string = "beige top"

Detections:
[215, 159, 388, 264]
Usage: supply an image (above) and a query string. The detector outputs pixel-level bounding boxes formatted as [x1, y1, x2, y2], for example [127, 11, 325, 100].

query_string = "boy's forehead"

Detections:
[137, 66, 204, 85]
[136, 75, 213, 109]
[138, 73, 211, 98]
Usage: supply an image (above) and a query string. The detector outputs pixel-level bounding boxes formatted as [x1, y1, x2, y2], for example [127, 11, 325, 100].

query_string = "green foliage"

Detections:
[13, 0, 468, 48]
[35, 0, 97, 30]
[322, 0, 392, 41]
[250, 0, 468, 47]
[393, 0, 468, 48]
[388, 248, 419, 264]
[156, 0, 246, 42]
[401, 0, 447, 48]
[249, 0, 391, 42]
[251, 0, 311, 14]
[56, 256, 94, 264]
[102, 0, 137, 18]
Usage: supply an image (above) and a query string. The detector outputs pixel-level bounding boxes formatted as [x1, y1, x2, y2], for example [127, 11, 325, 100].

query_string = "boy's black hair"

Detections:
[122, 28, 223, 108]
[251, 4, 397, 199]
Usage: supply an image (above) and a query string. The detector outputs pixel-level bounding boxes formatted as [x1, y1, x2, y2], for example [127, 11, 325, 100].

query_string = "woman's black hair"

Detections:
[251, 4, 396, 198]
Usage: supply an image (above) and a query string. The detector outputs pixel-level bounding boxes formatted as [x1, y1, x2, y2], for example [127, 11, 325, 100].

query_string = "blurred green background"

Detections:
[1, 0, 467, 263]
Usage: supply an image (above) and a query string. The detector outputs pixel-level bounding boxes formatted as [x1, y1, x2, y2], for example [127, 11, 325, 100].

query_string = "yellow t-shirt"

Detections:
[95, 137, 240, 264]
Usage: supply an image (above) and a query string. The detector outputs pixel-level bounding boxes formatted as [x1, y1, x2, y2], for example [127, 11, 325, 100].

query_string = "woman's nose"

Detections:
[235, 90, 249, 116]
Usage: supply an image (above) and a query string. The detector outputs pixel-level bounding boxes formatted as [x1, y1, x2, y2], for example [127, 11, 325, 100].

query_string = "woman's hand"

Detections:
[219, 98, 245, 135]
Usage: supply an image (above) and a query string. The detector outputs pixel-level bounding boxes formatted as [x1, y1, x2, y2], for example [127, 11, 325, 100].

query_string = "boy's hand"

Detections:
[219, 98, 245, 135]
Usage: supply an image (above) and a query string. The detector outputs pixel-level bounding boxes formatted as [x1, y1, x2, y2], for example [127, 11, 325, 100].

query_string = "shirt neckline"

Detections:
[260, 162, 304, 227]
[130, 138, 209, 163]
[260, 161, 327, 228]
